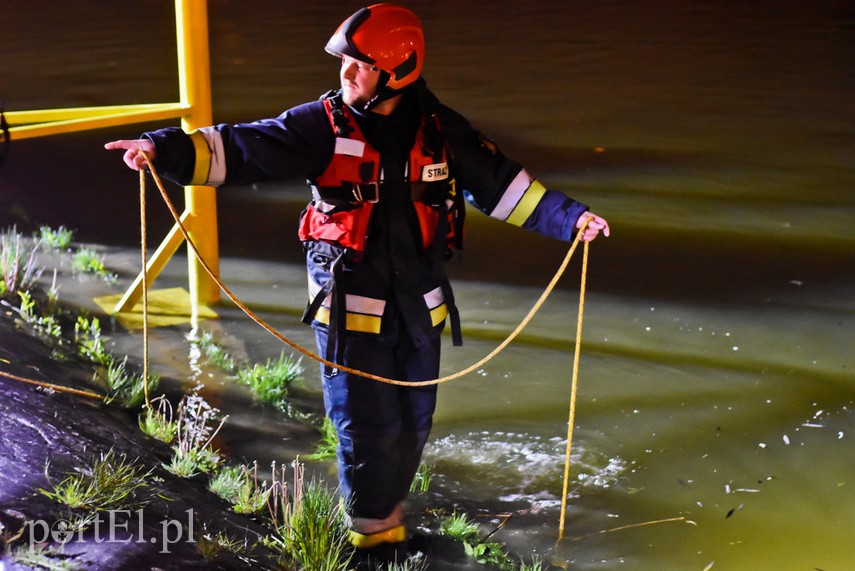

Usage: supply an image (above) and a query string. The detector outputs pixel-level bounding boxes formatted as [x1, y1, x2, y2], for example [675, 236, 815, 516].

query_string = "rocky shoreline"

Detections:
[0, 316, 280, 570]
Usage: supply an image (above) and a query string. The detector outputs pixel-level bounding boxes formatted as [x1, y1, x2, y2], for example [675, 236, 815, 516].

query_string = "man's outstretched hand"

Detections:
[104, 139, 155, 171]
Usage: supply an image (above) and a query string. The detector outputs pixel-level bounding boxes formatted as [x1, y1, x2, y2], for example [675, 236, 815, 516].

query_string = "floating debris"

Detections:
[725, 504, 745, 519]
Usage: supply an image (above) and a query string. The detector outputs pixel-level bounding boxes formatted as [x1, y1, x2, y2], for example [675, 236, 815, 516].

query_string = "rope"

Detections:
[140, 168, 151, 409]
[140, 150, 589, 388]
[0, 369, 103, 400]
[558, 240, 589, 541]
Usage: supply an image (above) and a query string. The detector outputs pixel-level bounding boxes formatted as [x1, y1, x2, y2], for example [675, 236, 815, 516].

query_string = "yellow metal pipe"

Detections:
[175, 0, 220, 310]
[7, 106, 189, 141]
[6, 103, 187, 123]
[113, 211, 194, 314]
[4, 0, 222, 318]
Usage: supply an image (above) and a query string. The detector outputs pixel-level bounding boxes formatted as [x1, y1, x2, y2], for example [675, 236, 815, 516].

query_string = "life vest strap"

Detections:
[310, 180, 451, 207]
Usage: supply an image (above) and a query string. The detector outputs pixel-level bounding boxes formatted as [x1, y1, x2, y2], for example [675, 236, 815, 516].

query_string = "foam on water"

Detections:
[424, 430, 626, 509]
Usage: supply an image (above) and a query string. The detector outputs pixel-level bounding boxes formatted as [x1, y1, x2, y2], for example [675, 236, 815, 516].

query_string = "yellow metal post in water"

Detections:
[175, 0, 220, 311]
[113, 0, 220, 317]
[8, 0, 220, 320]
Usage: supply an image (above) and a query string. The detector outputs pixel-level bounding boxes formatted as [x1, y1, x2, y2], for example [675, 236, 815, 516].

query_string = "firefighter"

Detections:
[106, 3, 609, 562]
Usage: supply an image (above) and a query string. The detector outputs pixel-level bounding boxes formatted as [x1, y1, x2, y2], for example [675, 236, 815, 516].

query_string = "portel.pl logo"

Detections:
[23, 509, 196, 554]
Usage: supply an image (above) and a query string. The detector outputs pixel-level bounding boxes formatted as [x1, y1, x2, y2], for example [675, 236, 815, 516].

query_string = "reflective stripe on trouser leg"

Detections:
[314, 327, 439, 521]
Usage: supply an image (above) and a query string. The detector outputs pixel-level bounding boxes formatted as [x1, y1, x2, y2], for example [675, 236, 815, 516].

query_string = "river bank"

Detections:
[0, 314, 280, 570]
[0, 235, 517, 571]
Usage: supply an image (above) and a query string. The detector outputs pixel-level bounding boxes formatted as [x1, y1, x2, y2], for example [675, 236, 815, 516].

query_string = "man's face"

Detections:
[340, 56, 381, 108]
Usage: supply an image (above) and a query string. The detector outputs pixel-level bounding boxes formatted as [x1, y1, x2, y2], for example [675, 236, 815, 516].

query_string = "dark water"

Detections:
[3, 2, 854, 569]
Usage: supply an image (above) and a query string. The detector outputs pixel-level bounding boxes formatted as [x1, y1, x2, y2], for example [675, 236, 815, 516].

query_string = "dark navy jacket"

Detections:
[143, 84, 589, 347]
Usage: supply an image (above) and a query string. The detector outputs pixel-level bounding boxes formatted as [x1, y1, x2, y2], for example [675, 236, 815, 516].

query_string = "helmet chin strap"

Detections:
[362, 71, 399, 112]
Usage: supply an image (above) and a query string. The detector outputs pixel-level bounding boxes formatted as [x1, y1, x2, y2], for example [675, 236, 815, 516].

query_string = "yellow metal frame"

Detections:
[3, 0, 220, 316]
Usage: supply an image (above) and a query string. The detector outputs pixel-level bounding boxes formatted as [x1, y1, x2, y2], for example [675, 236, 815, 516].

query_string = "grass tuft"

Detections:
[139, 396, 178, 443]
[71, 247, 117, 283]
[16, 290, 62, 339]
[236, 352, 303, 411]
[0, 226, 44, 298]
[39, 225, 74, 251]
[209, 463, 272, 515]
[266, 461, 352, 570]
[193, 330, 238, 373]
[439, 511, 519, 570]
[105, 356, 160, 410]
[12, 543, 84, 571]
[39, 449, 150, 511]
[410, 460, 433, 494]
[304, 416, 338, 461]
[196, 529, 253, 562]
[74, 315, 111, 366]
[164, 390, 226, 478]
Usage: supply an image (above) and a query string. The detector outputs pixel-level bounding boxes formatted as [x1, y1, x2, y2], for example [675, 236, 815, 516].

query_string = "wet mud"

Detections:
[0, 317, 277, 570]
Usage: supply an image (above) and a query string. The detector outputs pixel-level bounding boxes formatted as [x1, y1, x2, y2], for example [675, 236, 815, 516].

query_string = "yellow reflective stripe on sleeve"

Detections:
[505, 179, 547, 227]
[429, 303, 448, 327]
[188, 129, 212, 185]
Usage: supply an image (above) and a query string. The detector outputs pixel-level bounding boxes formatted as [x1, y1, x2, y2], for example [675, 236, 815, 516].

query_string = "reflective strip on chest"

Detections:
[421, 162, 449, 181]
[335, 138, 366, 157]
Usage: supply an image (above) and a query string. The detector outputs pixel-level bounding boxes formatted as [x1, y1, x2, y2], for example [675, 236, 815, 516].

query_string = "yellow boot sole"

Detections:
[348, 525, 407, 549]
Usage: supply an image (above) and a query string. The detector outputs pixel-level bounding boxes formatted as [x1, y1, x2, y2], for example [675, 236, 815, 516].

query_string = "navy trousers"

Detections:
[315, 327, 440, 520]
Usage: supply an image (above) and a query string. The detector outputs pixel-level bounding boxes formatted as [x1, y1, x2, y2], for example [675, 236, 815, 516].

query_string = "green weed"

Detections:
[39, 449, 150, 511]
[16, 290, 62, 339]
[209, 463, 271, 515]
[196, 529, 253, 562]
[39, 225, 74, 251]
[74, 315, 111, 366]
[519, 556, 546, 571]
[12, 543, 84, 571]
[410, 460, 433, 493]
[304, 416, 339, 461]
[266, 461, 352, 571]
[71, 247, 117, 283]
[166, 446, 222, 478]
[439, 511, 517, 570]
[164, 391, 226, 478]
[194, 331, 308, 418]
[193, 330, 237, 373]
[105, 356, 159, 410]
[138, 396, 178, 443]
[0, 226, 43, 298]
[236, 352, 303, 411]
[386, 556, 430, 571]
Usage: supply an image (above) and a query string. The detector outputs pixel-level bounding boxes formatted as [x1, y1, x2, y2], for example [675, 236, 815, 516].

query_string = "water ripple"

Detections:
[425, 431, 626, 506]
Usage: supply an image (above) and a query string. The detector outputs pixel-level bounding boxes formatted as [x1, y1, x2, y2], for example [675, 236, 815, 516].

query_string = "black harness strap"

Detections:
[301, 251, 348, 375]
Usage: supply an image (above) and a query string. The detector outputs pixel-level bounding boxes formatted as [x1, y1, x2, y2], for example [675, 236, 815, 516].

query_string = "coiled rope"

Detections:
[139, 151, 589, 388]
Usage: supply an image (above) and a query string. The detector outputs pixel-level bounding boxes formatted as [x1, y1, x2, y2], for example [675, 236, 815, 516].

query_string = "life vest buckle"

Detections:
[352, 181, 380, 204]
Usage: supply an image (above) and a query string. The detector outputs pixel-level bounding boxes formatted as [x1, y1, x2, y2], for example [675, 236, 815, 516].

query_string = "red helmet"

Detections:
[326, 3, 425, 92]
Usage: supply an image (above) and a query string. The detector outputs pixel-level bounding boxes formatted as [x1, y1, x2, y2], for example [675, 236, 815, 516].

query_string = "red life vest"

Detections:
[297, 95, 461, 253]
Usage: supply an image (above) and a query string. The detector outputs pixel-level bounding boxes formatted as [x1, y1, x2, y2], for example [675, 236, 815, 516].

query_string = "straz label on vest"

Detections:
[421, 162, 449, 181]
